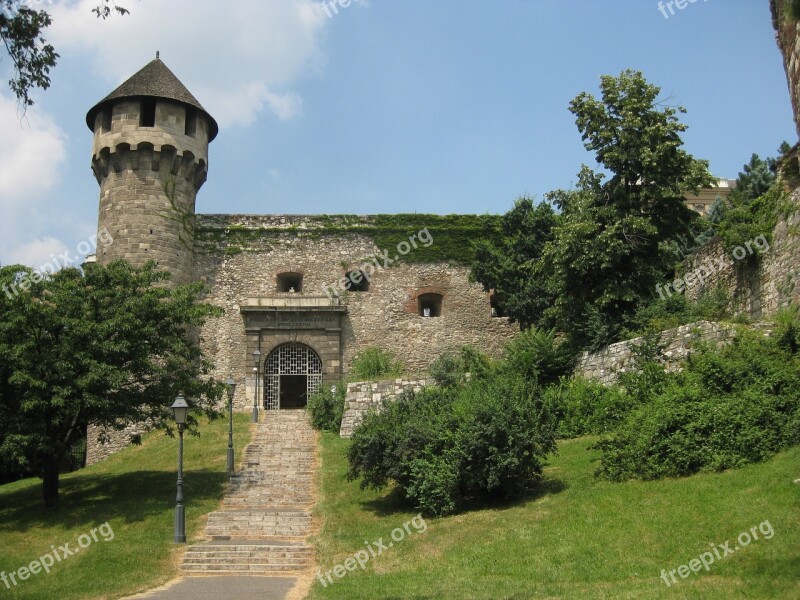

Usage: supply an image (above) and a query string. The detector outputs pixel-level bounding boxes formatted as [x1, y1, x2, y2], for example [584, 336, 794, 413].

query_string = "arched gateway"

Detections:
[264, 343, 323, 410]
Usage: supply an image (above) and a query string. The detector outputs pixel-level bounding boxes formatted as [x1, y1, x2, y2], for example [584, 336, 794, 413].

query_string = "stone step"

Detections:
[180, 410, 317, 576]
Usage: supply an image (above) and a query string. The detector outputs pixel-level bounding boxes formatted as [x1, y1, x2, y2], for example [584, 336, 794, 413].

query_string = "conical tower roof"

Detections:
[86, 56, 218, 140]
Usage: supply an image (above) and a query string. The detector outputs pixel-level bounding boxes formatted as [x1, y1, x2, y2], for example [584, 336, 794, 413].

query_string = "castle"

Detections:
[85, 56, 516, 455]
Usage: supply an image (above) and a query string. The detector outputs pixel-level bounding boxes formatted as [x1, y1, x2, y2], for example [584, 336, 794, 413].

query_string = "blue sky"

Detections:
[0, 0, 794, 268]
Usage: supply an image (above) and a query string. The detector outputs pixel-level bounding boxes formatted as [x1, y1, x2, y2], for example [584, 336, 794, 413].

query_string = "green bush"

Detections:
[503, 327, 577, 385]
[428, 345, 494, 388]
[594, 327, 800, 481]
[350, 348, 404, 380]
[308, 382, 346, 433]
[347, 374, 557, 516]
[545, 377, 635, 438]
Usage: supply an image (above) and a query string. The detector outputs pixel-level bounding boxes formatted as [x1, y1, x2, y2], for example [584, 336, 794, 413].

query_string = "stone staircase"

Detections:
[181, 410, 317, 576]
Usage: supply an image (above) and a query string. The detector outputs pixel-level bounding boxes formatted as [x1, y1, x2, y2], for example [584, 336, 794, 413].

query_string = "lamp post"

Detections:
[252, 349, 261, 422]
[225, 377, 236, 474]
[171, 395, 189, 544]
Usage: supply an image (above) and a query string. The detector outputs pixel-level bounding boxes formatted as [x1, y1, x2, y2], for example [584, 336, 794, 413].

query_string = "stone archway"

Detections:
[264, 343, 323, 410]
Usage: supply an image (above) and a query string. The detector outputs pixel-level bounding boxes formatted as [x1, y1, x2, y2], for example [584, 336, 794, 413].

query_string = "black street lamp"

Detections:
[171, 395, 190, 544]
[252, 349, 261, 423]
[225, 377, 236, 474]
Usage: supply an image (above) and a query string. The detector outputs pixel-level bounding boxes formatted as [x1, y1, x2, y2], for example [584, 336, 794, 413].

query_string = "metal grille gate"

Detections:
[264, 343, 323, 410]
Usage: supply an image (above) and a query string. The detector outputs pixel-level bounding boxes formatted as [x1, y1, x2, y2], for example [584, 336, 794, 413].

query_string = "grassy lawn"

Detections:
[0, 413, 252, 600]
[309, 433, 800, 599]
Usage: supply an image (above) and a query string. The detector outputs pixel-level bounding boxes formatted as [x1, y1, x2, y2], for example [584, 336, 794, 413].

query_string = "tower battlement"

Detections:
[86, 56, 217, 285]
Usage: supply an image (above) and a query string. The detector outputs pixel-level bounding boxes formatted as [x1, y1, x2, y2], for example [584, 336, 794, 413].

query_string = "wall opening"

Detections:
[264, 343, 323, 410]
[277, 272, 303, 293]
[344, 270, 370, 292]
[185, 108, 197, 137]
[101, 108, 112, 133]
[140, 99, 156, 127]
[490, 293, 506, 317]
[418, 293, 443, 317]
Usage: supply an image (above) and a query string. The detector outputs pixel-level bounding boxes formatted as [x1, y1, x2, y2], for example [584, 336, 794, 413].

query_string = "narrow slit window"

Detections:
[101, 109, 112, 133]
[140, 100, 156, 127]
[185, 108, 197, 137]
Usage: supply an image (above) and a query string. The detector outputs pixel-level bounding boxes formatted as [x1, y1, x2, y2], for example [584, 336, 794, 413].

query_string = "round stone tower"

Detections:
[86, 55, 218, 285]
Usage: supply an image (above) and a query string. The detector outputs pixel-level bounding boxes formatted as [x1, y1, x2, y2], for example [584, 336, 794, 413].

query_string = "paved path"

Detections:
[128, 410, 318, 600]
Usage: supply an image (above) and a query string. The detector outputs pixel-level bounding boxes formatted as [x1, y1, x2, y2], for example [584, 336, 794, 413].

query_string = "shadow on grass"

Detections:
[0, 469, 227, 533]
[359, 476, 567, 518]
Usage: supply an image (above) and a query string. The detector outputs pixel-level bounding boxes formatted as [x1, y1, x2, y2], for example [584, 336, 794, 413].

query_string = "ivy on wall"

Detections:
[195, 214, 504, 265]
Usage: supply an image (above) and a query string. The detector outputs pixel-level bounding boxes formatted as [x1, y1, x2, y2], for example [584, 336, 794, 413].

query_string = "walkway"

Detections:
[129, 410, 318, 600]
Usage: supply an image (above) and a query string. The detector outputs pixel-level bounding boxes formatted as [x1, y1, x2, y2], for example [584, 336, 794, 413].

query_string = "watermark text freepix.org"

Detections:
[316, 514, 428, 587]
[1, 522, 114, 589]
[658, 0, 710, 20]
[656, 234, 769, 300]
[323, 228, 433, 299]
[660, 519, 773, 587]
[2, 228, 114, 300]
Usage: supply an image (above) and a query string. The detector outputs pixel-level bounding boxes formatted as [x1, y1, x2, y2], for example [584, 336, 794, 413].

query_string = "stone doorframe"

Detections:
[240, 297, 347, 410]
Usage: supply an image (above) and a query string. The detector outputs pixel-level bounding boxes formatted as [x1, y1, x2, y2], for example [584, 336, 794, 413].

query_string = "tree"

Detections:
[0, 260, 223, 507]
[470, 198, 559, 329]
[472, 70, 713, 350]
[1, 1, 128, 107]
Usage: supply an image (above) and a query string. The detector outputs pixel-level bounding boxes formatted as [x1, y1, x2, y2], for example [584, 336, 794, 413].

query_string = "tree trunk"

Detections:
[42, 456, 60, 508]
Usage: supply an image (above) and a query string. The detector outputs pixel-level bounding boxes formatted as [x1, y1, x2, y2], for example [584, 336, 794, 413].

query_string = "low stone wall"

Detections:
[575, 321, 735, 386]
[339, 378, 434, 437]
[85, 421, 153, 466]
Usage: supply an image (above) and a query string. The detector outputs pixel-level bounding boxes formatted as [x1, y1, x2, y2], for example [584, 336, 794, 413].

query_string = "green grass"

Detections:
[309, 433, 800, 599]
[0, 414, 252, 600]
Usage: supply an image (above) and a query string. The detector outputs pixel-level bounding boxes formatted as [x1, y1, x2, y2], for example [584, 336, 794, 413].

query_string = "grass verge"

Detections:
[0, 413, 252, 600]
[309, 433, 800, 599]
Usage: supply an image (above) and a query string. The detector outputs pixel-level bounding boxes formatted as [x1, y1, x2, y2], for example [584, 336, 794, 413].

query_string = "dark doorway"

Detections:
[280, 375, 308, 409]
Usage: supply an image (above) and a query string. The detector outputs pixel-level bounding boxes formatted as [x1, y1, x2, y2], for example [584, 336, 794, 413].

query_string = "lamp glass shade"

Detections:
[225, 377, 236, 399]
[253, 349, 262, 368]
[171, 395, 190, 425]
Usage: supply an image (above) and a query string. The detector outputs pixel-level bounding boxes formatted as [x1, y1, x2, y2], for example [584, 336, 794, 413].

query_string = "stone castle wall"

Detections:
[683, 184, 800, 318]
[192, 215, 518, 412]
[575, 321, 735, 386]
[339, 378, 434, 438]
[771, 0, 800, 138]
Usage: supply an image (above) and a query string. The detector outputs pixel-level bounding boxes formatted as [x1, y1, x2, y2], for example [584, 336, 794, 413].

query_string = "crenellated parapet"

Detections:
[91, 142, 208, 190]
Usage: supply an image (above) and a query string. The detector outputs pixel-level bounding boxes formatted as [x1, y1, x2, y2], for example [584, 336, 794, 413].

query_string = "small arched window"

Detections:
[418, 293, 443, 318]
[277, 272, 303, 293]
[344, 270, 370, 292]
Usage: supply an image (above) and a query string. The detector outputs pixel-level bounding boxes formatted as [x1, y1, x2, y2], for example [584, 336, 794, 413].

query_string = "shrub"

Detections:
[347, 374, 557, 516]
[428, 345, 494, 388]
[503, 327, 576, 385]
[350, 348, 404, 380]
[308, 382, 346, 433]
[594, 328, 800, 481]
[545, 377, 635, 438]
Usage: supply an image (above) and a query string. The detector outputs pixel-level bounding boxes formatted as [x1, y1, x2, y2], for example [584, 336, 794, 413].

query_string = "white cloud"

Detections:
[0, 93, 73, 267]
[4, 237, 69, 270]
[0, 94, 66, 205]
[48, 0, 329, 128]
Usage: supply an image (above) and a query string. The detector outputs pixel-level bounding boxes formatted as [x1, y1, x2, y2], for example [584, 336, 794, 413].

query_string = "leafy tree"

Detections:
[470, 198, 559, 329]
[0, 260, 223, 507]
[1, 1, 128, 107]
[545, 71, 713, 349]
